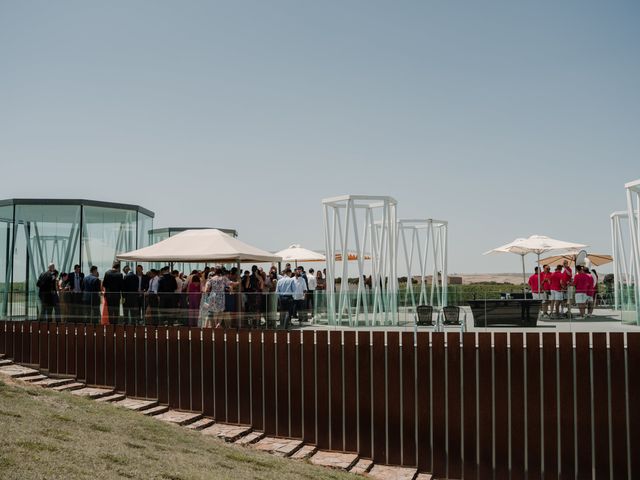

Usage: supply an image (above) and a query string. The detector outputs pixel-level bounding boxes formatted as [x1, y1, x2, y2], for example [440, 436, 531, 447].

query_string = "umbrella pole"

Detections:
[521, 254, 526, 297]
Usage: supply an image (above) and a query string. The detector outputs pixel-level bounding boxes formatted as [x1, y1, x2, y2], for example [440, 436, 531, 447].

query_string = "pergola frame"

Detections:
[610, 211, 635, 310]
[322, 195, 398, 326]
[625, 179, 640, 322]
[397, 219, 448, 310]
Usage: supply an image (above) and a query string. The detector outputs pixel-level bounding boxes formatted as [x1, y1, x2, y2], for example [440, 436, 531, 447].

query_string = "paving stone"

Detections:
[290, 444, 318, 460]
[32, 377, 74, 388]
[368, 465, 418, 480]
[201, 423, 252, 442]
[113, 398, 158, 411]
[309, 450, 358, 470]
[185, 417, 215, 430]
[71, 387, 114, 399]
[51, 382, 85, 392]
[415, 474, 433, 480]
[95, 393, 126, 403]
[0, 359, 12, 366]
[253, 436, 303, 457]
[154, 410, 202, 425]
[19, 374, 48, 383]
[142, 405, 170, 416]
[349, 458, 374, 474]
[234, 431, 265, 445]
[0, 365, 40, 378]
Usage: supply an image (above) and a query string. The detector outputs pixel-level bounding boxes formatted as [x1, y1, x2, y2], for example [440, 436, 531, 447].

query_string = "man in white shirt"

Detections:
[292, 268, 307, 323]
[306, 268, 317, 320]
[147, 269, 160, 325]
[276, 269, 295, 329]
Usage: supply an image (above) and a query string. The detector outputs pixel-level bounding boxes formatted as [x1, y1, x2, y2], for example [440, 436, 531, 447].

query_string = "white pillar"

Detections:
[625, 179, 640, 324]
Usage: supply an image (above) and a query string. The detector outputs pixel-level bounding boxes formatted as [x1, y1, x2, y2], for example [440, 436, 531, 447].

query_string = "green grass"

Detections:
[0, 377, 353, 480]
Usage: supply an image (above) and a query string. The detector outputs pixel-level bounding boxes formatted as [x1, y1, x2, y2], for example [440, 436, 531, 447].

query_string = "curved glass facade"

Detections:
[0, 199, 154, 318]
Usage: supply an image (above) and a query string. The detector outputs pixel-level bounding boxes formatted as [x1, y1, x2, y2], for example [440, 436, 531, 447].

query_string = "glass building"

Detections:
[0, 199, 154, 318]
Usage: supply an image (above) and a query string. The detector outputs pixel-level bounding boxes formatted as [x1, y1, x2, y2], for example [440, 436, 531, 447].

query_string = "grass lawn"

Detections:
[0, 377, 353, 480]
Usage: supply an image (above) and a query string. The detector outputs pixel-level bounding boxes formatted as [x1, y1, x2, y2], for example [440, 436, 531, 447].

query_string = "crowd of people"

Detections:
[527, 259, 599, 318]
[36, 261, 328, 329]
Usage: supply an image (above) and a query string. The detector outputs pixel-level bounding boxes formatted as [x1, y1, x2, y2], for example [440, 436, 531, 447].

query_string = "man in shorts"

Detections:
[573, 266, 592, 317]
[549, 265, 567, 318]
[528, 267, 544, 299]
[541, 264, 553, 316]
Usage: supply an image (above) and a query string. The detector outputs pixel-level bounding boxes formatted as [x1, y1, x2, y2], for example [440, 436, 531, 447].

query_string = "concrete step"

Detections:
[234, 430, 265, 446]
[142, 405, 170, 416]
[185, 417, 215, 430]
[350, 458, 374, 475]
[114, 398, 158, 411]
[71, 387, 114, 399]
[309, 450, 359, 470]
[201, 423, 252, 443]
[0, 359, 12, 366]
[19, 374, 48, 383]
[51, 382, 86, 392]
[95, 393, 126, 403]
[33, 377, 75, 388]
[154, 410, 203, 426]
[0, 353, 5, 359]
[368, 465, 418, 480]
[0, 365, 40, 378]
[291, 445, 318, 460]
[253, 437, 304, 457]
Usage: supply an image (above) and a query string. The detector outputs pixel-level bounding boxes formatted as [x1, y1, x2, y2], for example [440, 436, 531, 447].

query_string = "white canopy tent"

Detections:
[274, 244, 325, 266]
[116, 229, 282, 264]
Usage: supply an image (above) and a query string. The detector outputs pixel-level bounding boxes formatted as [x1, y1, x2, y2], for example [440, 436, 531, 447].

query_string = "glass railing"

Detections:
[1, 285, 634, 331]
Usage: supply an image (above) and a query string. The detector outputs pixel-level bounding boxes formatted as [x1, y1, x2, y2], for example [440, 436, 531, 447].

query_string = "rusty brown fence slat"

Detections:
[6, 321, 14, 359]
[202, 329, 214, 417]
[213, 330, 226, 421]
[357, 331, 372, 459]
[462, 333, 477, 480]
[49, 323, 58, 375]
[526, 332, 542, 479]
[330, 330, 344, 451]
[628, 333, 640, 479]
[372, 331, 386, 463]
[191, 328, 203, 413]
[76, 324, 86, 381]
[237, 329, 251, 425]
[85, 325, 95, 385]
[343, 331, 358, 453]
[179, 327, 191, 411]
[302, 330, 316, 445]
[95, 325, 104, 385]
[67, 324, 76, 376]
[126, 326, 137, 395]
[400, 332, 416, 467]
[263, 331, 276, 435]
[276, 330, 289, 436]
[114, 325, 125, 392]
[56, 324, 66, 375]
[250, 330, 263, 430]
[416, 332, 431, 472]
[105, 325, 115, 386]
[157, 327, 168, 404]
[575, 332, 592, 479]
[289, 331, 302, 438]
[30, 322, 40, 365]
[167, 327, 179, 408]
[135, 326, 146, 398]
[494, 333, 509, 480]
[592, 332, 610, 480]
[609, 332, 628, 480]
[226, 330, 239, 425]
[431, 332, 446, 477]
[558, 332, 575, 480]
[447, 332, 462, 479]
[386, 332, 401, 466]
[477, 332, 492, 480]
[510, 333, 525, 480]
[316, 330, 330, 450]
[542, 333, 558, 480]
[0, 321, 5, 355]
[14, 322, 23, 363]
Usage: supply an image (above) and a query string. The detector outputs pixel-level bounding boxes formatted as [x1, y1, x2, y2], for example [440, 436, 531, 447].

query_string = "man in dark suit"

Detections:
[36, 263, 57, 322]
[82, 266, 102, 324]
[67, 264, 85, 322]
[135, 265, 149, 321]
[122, 265, 139, 325]
[157, 266, 177, 325]
[102, 261, 123, 325]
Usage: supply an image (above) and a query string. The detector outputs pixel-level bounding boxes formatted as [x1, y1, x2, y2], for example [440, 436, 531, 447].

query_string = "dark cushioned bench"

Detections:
[468, 299, 542, 327]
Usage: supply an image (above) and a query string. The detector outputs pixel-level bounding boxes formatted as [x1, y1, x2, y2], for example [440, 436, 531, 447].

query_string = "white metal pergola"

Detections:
[624, 179, 640, 322]
[610, 210, 636, 310]
[397, 219, 448, 310]
[322, 195, 398, 326]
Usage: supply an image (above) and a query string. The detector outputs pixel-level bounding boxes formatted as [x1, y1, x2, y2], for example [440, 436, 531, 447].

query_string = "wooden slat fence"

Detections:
[0, 320, 637, 480]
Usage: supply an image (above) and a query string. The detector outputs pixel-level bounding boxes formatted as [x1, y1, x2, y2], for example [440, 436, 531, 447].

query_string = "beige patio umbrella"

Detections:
[539, 250, 612, 268]
[274, 244, 325, 267]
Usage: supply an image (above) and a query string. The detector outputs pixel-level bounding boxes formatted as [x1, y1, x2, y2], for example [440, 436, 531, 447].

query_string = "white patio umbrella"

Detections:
[484, 235, 588, 294]
[273, 244, 325, 267]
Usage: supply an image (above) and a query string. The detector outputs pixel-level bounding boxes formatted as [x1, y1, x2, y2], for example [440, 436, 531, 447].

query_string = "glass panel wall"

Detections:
[0, 205, 13, 317]
[82, 206, 137, 277]
[137, 212, 153, 250]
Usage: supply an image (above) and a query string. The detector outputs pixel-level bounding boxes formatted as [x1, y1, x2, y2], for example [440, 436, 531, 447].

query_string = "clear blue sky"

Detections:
[1, 0, 638, 273]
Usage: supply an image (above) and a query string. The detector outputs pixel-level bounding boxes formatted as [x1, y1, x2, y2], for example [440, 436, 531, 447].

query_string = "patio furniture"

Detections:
[415, 305, 434, 326]
[468, 299, 542, 327]
[441, 305, 466, 332]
